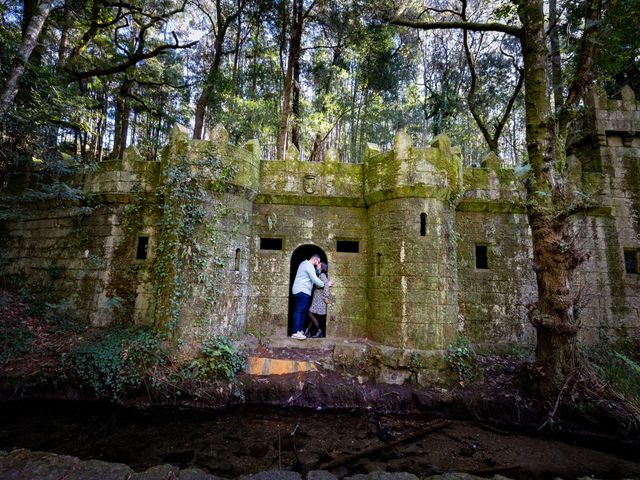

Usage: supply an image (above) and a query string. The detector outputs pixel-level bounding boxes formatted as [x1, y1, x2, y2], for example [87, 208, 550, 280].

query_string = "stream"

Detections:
[0, 399, 638, 479]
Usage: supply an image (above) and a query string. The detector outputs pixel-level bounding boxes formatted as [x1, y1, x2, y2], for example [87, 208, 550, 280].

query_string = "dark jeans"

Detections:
[292, 292, 311, 333]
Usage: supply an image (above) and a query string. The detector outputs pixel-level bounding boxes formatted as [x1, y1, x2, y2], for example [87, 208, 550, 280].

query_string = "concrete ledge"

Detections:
[246, 357, 318, 375]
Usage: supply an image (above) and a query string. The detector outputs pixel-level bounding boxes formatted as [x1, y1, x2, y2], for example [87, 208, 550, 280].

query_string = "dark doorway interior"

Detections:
[288, 244, 328, 336]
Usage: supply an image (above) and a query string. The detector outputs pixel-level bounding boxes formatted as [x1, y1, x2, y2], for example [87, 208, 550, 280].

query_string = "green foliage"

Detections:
[0, 318, 33, 366]
[67, 327, 166, 398]
[17, 286, 86, 333]
[445, 335, 478, 384]
[588, 343, 640, 412]
[185, 336, 246, 382]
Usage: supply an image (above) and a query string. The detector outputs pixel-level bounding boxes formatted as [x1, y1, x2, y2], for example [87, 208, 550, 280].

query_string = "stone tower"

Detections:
[364, 132, 463, 350]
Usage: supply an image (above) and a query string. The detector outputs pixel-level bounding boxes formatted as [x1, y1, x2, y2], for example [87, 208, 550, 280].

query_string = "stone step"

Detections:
[246, 356, 319, 376]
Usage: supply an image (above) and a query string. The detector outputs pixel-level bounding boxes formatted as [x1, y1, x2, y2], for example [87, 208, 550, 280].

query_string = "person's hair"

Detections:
[320, 262, 328, 274]
[310, 254, 321, 262]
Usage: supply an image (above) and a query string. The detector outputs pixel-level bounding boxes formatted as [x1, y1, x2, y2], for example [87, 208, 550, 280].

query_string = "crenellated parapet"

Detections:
[257, 144, 363, 204]
[363, 132, 463, 206]
[583, 85, 640, 146]
[161, 124, 261, 200]
[79, 145, 160, 199]
[459, 152, 526, 213]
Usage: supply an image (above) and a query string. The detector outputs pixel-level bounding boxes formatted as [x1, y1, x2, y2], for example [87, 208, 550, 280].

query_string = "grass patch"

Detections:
[587, 342, 640, 421]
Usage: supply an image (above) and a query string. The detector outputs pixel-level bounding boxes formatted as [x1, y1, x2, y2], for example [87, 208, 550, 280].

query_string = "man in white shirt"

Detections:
[291, 254, 331, 339]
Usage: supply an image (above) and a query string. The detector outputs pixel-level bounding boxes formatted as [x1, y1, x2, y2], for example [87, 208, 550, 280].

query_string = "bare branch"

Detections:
[391, 17, 522, 38]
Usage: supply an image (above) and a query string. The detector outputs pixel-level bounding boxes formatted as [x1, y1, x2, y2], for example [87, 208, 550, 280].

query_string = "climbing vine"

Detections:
[153, 144, 236, 336]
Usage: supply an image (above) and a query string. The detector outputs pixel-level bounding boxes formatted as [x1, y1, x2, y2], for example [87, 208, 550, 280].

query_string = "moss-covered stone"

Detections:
[2, 101, 640, 358]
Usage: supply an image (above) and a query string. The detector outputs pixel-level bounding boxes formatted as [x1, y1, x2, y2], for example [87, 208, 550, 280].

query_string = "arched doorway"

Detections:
[288, 244, 328, 336]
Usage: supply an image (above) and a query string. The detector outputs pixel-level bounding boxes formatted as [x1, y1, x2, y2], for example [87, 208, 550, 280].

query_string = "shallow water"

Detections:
[0, 399, 638, 479]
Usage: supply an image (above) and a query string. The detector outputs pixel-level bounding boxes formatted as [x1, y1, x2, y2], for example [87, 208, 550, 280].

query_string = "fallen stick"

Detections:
[318, 419, 451, 470]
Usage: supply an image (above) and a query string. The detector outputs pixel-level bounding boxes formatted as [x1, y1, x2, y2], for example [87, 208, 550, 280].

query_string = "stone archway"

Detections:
[288, 244, 328, 336]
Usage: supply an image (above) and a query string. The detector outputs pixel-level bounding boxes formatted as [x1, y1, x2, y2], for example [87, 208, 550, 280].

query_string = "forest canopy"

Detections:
[2, 0, 636, 178]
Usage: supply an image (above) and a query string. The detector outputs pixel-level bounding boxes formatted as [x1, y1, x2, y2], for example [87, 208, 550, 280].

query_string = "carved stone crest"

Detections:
[303, 174, 317, 194]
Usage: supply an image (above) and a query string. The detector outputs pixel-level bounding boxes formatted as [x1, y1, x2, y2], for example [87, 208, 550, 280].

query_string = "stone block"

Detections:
[0, 449, 79, 480]
[307, 470, 338, 480]
[179, 467, 221, 479]
[239, 471, 302, 480]
[393, 130, 412, 160]
[130, 464, 180, 479]
[66, 459, 133, 480]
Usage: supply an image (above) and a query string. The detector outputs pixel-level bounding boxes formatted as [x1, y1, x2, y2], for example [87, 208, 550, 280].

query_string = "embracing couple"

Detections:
[291, 254, 333, 340]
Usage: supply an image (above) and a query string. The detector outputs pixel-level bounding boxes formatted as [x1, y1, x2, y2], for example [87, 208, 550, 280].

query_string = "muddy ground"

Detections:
[1, 400, 639, 479]
[1, 289, 639, 479]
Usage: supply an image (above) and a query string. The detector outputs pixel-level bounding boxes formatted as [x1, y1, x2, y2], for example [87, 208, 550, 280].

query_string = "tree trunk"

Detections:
[230, 0, 243, 103]
[58, 0, 71, 66]
[193, 31, 225, 140]
[0, 0, 54, 115]
[290, 36, 302, 151]
[111, 79, 132, 159]
[276, 0, 303, 160]
[518, 0, 579, 390]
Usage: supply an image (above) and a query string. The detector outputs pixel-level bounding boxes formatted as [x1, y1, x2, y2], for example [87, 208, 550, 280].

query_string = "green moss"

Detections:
[364, 185, 454, 205]
[255, 194, 365, 207]
[456, 200, 526, 213]
[622, 154, 640, 235]
[601, 216, 626, 317]
[464, 168, 490, 189]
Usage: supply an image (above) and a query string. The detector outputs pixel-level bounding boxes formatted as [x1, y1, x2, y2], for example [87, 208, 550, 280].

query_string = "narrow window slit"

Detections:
[234, 248, 241, 271]
[624, 249, 638, 274]
[475, 244, 489, 270]
[136, 236, 149, 260]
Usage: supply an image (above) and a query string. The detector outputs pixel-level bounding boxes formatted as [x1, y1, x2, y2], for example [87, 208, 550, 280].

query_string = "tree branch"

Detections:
[463, 28, 494, 151]
[558, 0, 603, 135]
[391, 17, 522, 38]
[68, 35, 197, 81]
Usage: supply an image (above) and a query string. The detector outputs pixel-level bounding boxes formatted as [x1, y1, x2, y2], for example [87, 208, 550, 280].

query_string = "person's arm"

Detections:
[306, 263, 325, 287]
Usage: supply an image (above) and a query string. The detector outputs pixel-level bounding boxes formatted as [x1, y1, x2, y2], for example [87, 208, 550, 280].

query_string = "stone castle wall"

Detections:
[1, 88, 639, 350]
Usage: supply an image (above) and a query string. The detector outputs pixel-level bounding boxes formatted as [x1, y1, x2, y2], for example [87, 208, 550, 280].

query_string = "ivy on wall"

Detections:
[153, 144, 236, 336]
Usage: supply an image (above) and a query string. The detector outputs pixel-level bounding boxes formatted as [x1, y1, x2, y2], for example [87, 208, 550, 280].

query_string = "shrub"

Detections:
[185, 336, 245, 382]
[67, 327, 165, 398]
[445, 335, 477, 384]
[0, 319, 32, 365]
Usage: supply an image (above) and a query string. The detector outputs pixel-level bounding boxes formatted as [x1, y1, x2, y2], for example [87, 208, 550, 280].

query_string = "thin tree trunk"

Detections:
[111, 79, 132, 159]
[357, 86, 369, 161]
[230, 0, 242, 102]
[58, 0, 71, 66]
[276, 0, 303, 159]
[290, 32, 302, 151]
[193, 32, 225, 140]
[549, 0, 563, 112]
[193, 0, 246, 140]
[0, 0, 54, 115]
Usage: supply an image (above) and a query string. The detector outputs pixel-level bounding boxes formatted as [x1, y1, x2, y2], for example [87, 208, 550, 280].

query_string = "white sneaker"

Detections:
[291, 331, 306, 340]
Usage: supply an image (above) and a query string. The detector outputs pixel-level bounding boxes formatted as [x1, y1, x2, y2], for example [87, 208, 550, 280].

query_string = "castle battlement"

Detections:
[2, 88, 639, 352]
